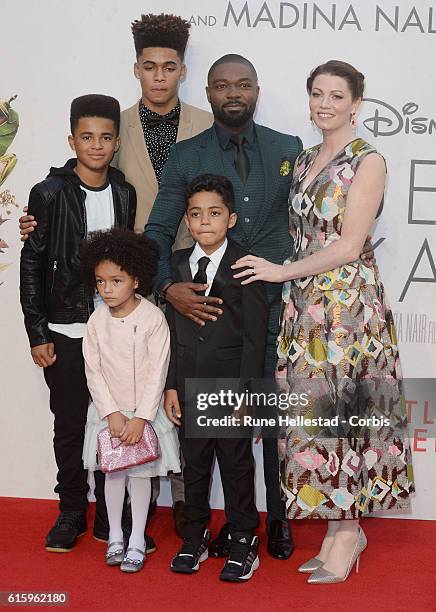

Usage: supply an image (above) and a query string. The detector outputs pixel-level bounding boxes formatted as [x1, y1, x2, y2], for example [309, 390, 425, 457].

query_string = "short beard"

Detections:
[211, 103, 255, 128]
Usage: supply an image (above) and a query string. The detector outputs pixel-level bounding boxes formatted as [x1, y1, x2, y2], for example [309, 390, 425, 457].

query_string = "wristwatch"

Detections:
[157, 281, 175, 305]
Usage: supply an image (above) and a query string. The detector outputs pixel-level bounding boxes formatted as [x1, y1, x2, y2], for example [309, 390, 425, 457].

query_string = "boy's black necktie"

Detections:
[193, 256, 211, 295]
[230, 134, 250, 184]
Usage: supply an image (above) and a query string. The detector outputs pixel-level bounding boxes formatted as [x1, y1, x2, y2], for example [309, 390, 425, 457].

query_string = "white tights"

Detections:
[105, 471, 151, 561]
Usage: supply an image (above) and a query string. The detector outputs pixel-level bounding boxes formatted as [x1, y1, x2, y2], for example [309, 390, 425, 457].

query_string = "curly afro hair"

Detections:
[80, 228, 159, 298]
[131, 13, 190, 59]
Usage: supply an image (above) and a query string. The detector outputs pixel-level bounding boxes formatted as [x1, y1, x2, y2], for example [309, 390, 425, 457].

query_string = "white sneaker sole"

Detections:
[220, 555, 260, 582]
[171, 549, 209, 574]
[238, 555, 260, 581]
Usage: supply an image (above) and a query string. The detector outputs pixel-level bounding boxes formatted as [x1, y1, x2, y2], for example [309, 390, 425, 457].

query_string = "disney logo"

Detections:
[362, 99, 436, 137]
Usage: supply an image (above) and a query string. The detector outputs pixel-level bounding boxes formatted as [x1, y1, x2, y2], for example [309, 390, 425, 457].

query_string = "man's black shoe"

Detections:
[219, 535, 260, 583]
[209, 523, 231, 558]
[148, 499, 157, 518]
[93, 475, 131, 541]
[144, 534, 157, 554]
[45, 511, 87, 552]
[92, 516, 110, 543]
[172, 500, 185, 539]
[266, 519, 294, 560]
[121, 504, 157, 553]
[170, 529, 210, 574]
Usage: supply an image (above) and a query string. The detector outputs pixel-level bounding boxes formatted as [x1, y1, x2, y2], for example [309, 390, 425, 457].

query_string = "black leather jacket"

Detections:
[20, 159, 136, 347]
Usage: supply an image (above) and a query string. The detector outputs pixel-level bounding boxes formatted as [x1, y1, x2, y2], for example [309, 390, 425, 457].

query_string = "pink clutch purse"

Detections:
[97, 422, 160, 473]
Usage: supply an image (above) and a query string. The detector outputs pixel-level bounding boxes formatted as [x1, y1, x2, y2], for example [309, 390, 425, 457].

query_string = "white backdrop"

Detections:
[1, 0, 435, 519]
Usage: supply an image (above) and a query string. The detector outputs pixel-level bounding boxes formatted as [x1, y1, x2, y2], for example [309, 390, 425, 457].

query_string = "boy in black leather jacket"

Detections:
[20, 95, 136, 552]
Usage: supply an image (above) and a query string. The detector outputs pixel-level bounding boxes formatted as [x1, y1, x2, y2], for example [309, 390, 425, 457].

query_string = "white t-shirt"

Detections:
[82, 181, 114, 234]
[48, 181, 114, 338]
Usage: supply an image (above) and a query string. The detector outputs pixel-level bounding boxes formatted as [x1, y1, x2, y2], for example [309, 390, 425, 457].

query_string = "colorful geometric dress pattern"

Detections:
[276, 139, 414, 519]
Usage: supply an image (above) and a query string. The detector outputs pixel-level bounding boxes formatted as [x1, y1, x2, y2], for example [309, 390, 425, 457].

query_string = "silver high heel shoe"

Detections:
[106, 541, 125, 566]
[298, 557, 324, 573]
[307, 528, 367, 584]
[120, 547, 146, 573]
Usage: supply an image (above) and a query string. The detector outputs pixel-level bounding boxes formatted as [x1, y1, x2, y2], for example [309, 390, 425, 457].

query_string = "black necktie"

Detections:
[193, 256, 210, 295]
[230, 134, 250, 183]
[145, 107, 180, 129]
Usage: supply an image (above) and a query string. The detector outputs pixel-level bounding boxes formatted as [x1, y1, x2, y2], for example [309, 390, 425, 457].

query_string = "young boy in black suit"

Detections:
[164, 174, 268, 582]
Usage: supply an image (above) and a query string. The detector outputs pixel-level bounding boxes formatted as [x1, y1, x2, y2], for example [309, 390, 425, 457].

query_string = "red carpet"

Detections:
[0, 497, 434, 611]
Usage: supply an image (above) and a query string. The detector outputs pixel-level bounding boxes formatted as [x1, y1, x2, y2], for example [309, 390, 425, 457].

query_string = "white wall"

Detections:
[1, 0, 435, 518]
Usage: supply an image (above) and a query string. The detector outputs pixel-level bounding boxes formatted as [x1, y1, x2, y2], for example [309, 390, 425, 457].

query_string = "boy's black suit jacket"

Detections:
[165, 240, 268, 400]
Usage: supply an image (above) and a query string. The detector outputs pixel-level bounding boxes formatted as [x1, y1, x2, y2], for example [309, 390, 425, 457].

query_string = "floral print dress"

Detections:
[276, 139, 414, 519]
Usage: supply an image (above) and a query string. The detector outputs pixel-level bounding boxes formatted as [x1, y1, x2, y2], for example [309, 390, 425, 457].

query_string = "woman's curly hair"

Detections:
[80, 228, 159, 297]
[131, 13, 190, 59]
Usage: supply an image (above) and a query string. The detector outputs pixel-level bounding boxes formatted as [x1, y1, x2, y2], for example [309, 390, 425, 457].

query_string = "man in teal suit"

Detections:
[145, 54, 302, 563]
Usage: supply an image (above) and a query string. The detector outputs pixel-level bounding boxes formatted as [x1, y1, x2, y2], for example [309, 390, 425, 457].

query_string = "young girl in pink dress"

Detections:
[80, 228, 180, 572]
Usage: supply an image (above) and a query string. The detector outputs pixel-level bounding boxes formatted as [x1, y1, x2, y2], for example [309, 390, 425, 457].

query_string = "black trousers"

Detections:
[179, 422, 259, 542]
[218, 332, 286, 522]
[43, 331, 90, 512]
[219, 435, 284, 522]
[261, 323, 287, 522]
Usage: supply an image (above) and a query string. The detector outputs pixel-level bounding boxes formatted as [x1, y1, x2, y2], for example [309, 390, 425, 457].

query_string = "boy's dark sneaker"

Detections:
[209, 522, 231, 558]
[92, 494, 127, 542]
[219, 535, 260, 583]
[92, 517, 109, 542]
[144, 534, 157, 554]
[45, 511, 87, 552]
[118, 504, 157, 553]
[148, 499, 157, 518]
[170, 529, 210, 574]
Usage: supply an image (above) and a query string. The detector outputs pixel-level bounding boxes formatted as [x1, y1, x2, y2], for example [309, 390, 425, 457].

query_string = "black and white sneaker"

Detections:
[219, 535, 260, 583]
[170, 529, 210, 574]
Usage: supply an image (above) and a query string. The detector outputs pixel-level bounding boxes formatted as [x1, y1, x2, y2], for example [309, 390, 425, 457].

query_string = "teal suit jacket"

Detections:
[145, 123, 303, 291]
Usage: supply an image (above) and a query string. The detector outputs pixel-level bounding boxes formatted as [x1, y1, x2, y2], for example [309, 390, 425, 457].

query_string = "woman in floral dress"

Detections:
[233, 60, 414, 584]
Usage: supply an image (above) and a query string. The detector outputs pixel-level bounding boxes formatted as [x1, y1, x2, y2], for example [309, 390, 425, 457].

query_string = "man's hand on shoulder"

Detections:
[166, 282, 224, 326]
[19, 206, 36, 241]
